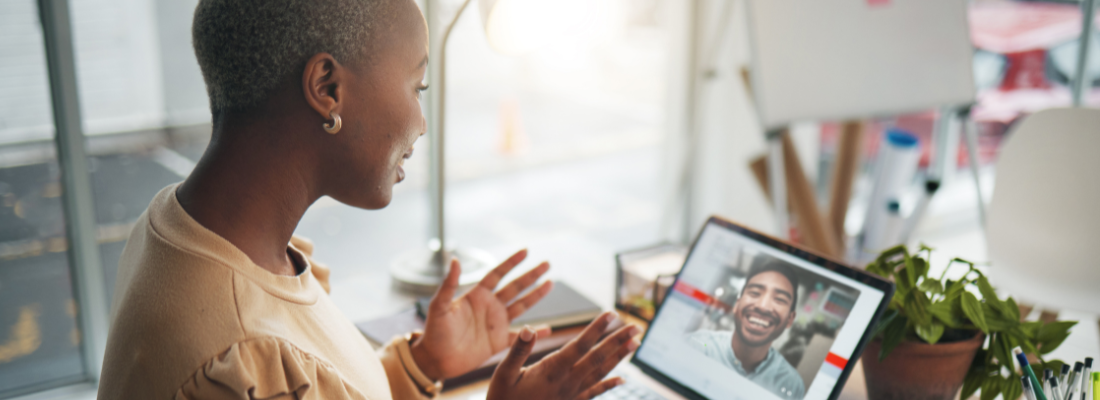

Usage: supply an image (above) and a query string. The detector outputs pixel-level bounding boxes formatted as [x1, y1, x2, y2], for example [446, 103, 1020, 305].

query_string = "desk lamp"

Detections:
[391, 0, 550, 294]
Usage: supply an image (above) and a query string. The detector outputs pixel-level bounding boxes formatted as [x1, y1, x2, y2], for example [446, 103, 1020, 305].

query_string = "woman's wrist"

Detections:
[408, 333, 444, 382]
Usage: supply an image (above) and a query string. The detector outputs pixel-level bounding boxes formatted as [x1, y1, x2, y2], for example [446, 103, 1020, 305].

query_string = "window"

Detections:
[0, 0, 85, 396]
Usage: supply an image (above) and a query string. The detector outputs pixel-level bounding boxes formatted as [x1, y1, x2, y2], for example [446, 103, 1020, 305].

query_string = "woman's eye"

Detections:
[416, 84, 429, 98]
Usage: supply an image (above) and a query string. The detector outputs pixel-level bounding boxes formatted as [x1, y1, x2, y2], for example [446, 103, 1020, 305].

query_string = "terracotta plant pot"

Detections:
[861, 333, 984, 400]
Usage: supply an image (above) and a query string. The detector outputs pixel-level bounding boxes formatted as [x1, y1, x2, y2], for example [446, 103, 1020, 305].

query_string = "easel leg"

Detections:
[767, 129, 788, 240]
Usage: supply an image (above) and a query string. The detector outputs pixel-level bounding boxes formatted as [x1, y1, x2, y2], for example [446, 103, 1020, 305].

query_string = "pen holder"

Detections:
[615, 243, 687, 321]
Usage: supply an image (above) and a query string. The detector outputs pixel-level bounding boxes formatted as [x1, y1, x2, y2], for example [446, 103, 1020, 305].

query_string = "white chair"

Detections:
[987, 108, 1100, 319]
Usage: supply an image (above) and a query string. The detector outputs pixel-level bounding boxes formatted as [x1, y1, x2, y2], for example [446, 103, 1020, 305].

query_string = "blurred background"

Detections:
[1, 0, 1098, 397]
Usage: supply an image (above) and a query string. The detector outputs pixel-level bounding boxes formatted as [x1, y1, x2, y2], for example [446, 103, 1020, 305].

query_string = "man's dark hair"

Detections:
[740, 259, 800, 312]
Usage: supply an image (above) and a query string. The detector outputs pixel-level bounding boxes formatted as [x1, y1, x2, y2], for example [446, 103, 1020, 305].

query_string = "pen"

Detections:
[1023, 374, 1038, 400]
[1064, 364, 1072, 387]
[1082, 358, 1093, 400]
[1048, 369, 1056, 398]
[1068, 362, 1084, 399]
[1091, 372, 1098, 400]
[1016, 348, 1049, 400]
[1051, 376, 1065, 400]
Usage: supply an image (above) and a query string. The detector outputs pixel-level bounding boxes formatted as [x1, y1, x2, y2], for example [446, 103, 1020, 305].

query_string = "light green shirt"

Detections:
[687, 330, 806, 399]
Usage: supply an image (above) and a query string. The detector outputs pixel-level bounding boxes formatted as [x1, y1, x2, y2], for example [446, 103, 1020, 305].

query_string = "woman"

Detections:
[96, 0, 639, 398]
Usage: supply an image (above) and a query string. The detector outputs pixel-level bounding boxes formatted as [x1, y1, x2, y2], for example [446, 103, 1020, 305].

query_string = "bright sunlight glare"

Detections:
[482, 0, 623, 57]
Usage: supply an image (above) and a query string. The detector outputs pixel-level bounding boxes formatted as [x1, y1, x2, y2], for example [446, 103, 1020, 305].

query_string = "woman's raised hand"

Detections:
[410, 249, 555, 380]
[487, 312, 641, 400]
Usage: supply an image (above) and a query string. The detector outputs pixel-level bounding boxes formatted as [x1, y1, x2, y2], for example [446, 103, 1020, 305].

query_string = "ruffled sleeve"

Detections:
[175, 337, 369, 400]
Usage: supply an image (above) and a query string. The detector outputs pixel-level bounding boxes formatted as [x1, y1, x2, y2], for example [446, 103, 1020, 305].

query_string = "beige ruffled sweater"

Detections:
[97, 185, 438, 399]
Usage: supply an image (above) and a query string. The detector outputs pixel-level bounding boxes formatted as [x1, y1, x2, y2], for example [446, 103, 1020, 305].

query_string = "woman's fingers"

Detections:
[573, 324, 640, 379]
[496, 325, 537, 384]
[507, 324, 552, 344]
[478, 249, 528, 291]
[495, 261, 550, 304]
[576, 377, 625, 400]
[554, 312, 615, 368]
[429, 259, 462, 313]
[506, 280, 553, 320]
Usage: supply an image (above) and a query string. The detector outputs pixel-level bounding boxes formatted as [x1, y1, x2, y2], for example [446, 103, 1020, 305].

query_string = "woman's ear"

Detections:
[302, 52, 345, 120]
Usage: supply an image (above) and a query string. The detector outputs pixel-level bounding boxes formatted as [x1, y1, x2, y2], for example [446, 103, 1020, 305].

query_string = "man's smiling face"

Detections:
[733, 271, 797, 347]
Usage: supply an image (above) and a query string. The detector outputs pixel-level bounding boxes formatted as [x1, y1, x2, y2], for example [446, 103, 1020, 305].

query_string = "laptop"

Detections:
[597, 216, 894, 400]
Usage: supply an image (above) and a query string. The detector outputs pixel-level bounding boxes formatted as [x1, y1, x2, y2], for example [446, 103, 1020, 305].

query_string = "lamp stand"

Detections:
[391, 0, 494, 295]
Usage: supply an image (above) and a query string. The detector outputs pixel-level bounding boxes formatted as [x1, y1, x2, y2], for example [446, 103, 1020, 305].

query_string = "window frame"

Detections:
[5, 0, 114, 398]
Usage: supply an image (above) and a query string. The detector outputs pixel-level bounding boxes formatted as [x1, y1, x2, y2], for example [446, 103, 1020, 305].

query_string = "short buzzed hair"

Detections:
[192, 0, 398, 114]
[741, 259, 800, 312]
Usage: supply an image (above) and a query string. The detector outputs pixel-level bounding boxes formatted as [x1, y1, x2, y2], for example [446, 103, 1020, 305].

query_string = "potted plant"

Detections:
[862, 244, 1075, 400]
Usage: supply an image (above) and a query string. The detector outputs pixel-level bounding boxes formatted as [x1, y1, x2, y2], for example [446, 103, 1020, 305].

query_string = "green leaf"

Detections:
[903, 255, 918, 293]
[905, 291, 933, 327]
[1006, 327, 1039, 356]
[879, 314, 909, 361]
[915, 321, 945, 344]
[976, 276, 1004, 308]
[919, 278, 944, 295]
[961, 291, 990, 334]
[873, 309, 898, 338]
[982, 303, 1020, 332]
[1001, 374, 1023, 400]
[980, 374, 1002, 400]
[912, 257, 930, 280]
[928, 299, 963, 328]
[919, 242, 935, 254]
[1004, 297, 1021, 322]
[991, 333, 1016, 372]
[889, 289, 907, 312]
[1036, 321, 1077, 355]
[865, 257, 888, 278]
[944, 279, 967, 301]
[875, 244, 908, 263]
[1019, 321, 1043, 339]
[961, 369, 984, 400]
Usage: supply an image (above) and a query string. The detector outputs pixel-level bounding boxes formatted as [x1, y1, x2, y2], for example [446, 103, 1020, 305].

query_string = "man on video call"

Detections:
[688, 261, 806, 399]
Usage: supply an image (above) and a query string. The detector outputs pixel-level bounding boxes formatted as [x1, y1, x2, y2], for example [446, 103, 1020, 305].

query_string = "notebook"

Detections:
[416, 280, 602, 329]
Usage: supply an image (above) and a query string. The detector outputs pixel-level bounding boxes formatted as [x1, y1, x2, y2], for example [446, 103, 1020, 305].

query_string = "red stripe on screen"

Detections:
[825, 352, 848, 369]
[673, 281, 715, 305]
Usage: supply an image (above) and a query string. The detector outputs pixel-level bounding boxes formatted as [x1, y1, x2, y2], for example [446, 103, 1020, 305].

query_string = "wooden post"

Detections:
[748, 131, 843, 259]
[826, 121, 864, 248]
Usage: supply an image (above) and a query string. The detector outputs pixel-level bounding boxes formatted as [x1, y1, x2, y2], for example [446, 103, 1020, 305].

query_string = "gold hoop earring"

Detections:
[323, 112, 342, 134]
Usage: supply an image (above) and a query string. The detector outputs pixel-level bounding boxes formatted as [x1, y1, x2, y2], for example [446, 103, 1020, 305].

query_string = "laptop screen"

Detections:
[633, 219, 889, 400]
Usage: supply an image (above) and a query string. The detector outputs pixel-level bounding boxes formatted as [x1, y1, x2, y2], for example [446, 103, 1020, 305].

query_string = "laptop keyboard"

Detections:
[595, 378, 668, 400]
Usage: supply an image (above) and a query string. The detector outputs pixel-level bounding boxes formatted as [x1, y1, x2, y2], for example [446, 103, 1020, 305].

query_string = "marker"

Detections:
[1016, 348, 1049, 400]
[1068, 362, 1084, 399]
[1091, 372, 1098, 400]
[1047, 369, 1056, 398]
[1082, 358, 1093, 400]
[1051, 377, 1065, 400]
[1064, 364, 1073, 386]
[1023, 374, 1038, 400]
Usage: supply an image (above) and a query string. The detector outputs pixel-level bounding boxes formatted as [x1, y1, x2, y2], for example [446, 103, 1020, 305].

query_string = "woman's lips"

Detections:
[396, 148, 411, 183]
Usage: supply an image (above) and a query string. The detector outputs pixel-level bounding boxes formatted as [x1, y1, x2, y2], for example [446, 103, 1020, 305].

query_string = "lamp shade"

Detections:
[986, 108, 1100, 314]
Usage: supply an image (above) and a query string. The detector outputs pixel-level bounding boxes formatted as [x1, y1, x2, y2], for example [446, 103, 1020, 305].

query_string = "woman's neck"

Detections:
[176, 118, 319, 277]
